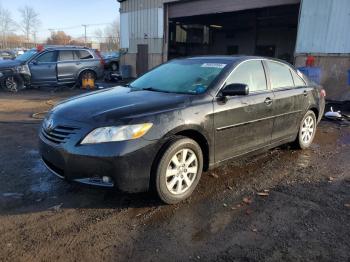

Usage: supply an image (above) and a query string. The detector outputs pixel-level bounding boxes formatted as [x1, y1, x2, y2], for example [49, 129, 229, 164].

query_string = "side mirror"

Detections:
[221, 83, 249, 97]
[31, 60, 38, 65]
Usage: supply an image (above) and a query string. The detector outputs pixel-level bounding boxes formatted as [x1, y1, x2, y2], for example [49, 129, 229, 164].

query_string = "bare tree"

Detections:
[94, 28, 103, 43]
[19, 5, 41, 42]
[0, 5, 15, 48]
[104, 19, 120, 50]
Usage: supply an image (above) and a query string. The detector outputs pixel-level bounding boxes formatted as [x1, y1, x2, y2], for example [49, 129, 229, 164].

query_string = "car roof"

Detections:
[187, 55, 293, 66]
[31, 46, 92, 51]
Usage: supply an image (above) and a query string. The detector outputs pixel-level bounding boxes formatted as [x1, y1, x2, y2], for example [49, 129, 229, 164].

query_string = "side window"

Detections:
[291, 69, 306, 87]
[58, 50, 75, 62]
[36, 51, 57, 63]
[77, 50, 93, 60]
[227, 60, 267, 92]
[267, 61, 294, 89]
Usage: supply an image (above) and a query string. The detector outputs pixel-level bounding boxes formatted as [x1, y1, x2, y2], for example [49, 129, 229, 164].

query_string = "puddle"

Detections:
[2, 193, 24, 199]
[27, 149, 39, 156]
[295, 150, 312, 168]
[339, 132, 350, 145]
[29, 159, 54, 193]
[25, 149, 59, 194]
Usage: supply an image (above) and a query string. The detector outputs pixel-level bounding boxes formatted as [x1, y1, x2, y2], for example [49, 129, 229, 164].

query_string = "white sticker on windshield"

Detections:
[201, 63, 227, 69]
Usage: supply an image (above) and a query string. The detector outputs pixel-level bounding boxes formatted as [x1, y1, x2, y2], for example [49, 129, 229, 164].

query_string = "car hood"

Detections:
[0, 59, 22, 69]
[51, 86, 191, 124]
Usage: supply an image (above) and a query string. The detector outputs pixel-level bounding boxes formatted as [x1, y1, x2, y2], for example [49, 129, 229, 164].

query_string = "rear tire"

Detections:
[294, 110, 317, 149]
[156, 137, 203, 204]
[110, 62, 119, 71]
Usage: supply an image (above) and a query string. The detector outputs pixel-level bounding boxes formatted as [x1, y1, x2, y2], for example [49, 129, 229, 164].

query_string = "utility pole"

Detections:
[33, 31, 37, 45]
[82, 24, 87, 44]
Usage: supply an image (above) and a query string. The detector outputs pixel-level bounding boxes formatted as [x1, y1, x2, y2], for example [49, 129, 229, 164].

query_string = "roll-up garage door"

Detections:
[168, 0, 300, 18]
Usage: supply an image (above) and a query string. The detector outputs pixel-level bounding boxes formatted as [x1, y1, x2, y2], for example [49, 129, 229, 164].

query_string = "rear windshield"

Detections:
[130, 59, 230, 94]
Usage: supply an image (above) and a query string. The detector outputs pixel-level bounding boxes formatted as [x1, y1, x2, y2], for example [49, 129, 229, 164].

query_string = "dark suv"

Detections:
[0, 46, 104, 92]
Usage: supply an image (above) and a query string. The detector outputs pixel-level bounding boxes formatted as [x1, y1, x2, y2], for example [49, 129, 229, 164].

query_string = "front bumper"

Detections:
[39, 121, 162, 193]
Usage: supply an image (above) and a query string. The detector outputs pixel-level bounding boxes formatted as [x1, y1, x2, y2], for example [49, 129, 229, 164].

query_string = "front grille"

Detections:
[42, 125, 80, 144]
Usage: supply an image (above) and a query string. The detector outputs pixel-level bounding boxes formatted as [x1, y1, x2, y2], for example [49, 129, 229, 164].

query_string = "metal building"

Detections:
[119, 0, 350, 101]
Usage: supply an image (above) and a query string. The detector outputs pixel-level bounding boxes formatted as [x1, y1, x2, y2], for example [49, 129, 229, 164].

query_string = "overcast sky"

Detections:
[0, 0, 120, 41]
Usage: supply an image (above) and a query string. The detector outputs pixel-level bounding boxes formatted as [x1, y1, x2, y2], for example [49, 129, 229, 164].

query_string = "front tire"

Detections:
[156, 137, 203, 204]
[295, 110, 317, 149]
[2, 76, 24, 92]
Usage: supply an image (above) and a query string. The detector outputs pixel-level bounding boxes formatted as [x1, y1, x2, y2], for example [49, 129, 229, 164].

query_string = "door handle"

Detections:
[264, 97, 273, 106]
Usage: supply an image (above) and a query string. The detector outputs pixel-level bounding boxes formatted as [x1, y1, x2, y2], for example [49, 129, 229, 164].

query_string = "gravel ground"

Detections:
[0, 89, 349, 262]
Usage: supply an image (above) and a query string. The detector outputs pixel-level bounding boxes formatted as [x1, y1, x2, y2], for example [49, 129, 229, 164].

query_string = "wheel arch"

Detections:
[77, 68, 97, 80]
[308, 107, 319, 121]
[149, 126, 211, 191]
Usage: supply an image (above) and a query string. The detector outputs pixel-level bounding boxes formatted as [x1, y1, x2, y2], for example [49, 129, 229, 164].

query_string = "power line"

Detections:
[45, 23, 111, 32]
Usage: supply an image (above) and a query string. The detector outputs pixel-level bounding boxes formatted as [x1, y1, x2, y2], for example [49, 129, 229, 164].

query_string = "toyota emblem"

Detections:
[45, 118, 54, 132]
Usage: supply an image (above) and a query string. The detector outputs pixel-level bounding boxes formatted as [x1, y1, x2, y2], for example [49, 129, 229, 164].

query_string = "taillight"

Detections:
[320, 89, 326, 98]
[95, 50, 105, 66]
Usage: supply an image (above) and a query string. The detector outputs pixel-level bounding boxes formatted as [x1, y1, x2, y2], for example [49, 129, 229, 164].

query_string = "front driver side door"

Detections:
[213, 60, 274, 163]
[29, 51, 58, 84]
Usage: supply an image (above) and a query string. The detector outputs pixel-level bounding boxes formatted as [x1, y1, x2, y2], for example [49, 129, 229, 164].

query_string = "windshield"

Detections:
[130, 59, 229, 94]
[16, 49, 38, 62]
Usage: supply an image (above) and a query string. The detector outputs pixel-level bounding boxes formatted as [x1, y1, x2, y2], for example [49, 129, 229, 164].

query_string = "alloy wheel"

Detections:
[4, 77, 18, 92]
[301, 115, 315, 144]
[111, 63, 118, 71]
[165, 148, 198, 195]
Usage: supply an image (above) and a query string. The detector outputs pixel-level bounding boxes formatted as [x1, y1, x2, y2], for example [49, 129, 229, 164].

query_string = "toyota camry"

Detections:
[39, 56, 325, 204]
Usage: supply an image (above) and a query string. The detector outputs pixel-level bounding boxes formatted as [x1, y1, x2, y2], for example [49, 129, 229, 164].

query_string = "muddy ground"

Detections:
[0, 89, 349, 262]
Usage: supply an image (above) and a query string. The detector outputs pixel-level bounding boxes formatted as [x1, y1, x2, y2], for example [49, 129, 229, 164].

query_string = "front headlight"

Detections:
[15, 65, 30, 75]
[81, 123, 153, 144]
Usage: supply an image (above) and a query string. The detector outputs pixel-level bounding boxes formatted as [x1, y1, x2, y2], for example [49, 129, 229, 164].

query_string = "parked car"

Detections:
[0, 50, 16, 60]
[39, 56, 326, 204]
[102, 51, 120, 71]
[0, 46, 105, 92]
[12, 48, 26, 56]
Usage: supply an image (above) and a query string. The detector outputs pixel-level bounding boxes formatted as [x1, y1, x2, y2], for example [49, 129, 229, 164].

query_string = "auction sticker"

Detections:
[201, 63, 227, 69]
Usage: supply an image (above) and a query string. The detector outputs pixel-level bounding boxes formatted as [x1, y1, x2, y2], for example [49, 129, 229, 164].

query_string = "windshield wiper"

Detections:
[142, 87, 171, 93]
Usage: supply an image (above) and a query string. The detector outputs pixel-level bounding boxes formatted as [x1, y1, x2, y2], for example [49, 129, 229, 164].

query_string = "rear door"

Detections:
[57, 50, 78, 83]
[213, 60, 274, 162]
[265, 60, 307, 142]
[29, 51, 58, 84]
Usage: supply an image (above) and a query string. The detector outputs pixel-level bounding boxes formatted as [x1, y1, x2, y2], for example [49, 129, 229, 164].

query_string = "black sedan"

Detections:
[39, 56, 326, 204]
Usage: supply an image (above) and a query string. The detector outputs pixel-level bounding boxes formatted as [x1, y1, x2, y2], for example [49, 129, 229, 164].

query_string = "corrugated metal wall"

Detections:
[296, 0, 350, 54]
[168, 0, 299, 18]
[122, 0, 350, 55]
[121, 0, 176, 12]
[120, 0, 178, 54]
